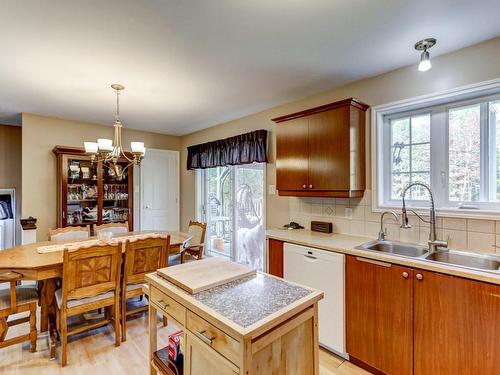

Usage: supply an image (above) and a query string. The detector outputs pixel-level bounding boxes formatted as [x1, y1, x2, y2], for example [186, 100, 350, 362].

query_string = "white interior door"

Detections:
[140, 149, 179, 231]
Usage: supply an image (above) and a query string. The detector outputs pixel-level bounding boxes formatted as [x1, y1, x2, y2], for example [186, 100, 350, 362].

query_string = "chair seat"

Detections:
[55, 289, 114, 309]
[0, 285, 38, 310]
[126, 283, 147, 292]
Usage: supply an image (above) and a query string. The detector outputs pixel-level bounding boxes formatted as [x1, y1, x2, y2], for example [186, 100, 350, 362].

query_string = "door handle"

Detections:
[302, 184, 307, 189]
[304, 254, 317, 260]
[309, 184, 313, 189]
[157, 299, 170, 309]
[194, 330, 215, 345]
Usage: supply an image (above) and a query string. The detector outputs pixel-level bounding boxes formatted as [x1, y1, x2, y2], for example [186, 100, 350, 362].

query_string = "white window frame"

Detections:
[372, 78, 500, 219]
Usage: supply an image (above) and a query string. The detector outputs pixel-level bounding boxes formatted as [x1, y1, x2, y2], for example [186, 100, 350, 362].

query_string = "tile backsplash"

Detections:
[287, 190, 500, 255]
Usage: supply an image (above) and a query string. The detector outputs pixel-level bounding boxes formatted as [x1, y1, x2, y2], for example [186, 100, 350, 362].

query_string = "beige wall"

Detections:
[21, 113, 181, 241]
[0, 124, 22, 243]
[180, 37, 500, 233]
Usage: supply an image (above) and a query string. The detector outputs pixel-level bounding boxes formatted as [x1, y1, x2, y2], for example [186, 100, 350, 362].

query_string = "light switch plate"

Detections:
[268, 184, 276, 195]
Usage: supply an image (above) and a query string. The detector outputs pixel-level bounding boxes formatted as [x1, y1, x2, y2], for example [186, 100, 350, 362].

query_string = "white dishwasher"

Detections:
[284, 243, 346, 357]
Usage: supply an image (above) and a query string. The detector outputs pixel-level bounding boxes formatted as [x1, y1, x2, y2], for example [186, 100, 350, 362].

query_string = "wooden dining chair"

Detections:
[180, 220, 207, 263]
[55, 243, 122, 366]
[121, 235, 170, 341]
[0, 271, 38, 353]
[48, 225, 91, 241]
[94, 221, 129, 236]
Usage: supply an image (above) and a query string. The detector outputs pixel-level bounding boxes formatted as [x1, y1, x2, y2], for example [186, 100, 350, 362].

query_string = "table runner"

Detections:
[36, 232, 171, 254]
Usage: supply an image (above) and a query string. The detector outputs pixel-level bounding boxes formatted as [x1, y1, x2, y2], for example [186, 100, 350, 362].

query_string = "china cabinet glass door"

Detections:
[64, 155, 99, 226]
[102, 160, 132, 224]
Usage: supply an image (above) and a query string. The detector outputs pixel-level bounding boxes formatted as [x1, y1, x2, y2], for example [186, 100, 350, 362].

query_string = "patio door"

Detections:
[199, 163, 265, 270]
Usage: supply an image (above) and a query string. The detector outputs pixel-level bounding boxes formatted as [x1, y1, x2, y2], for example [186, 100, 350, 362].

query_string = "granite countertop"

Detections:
[266, 229, 500, 285]
[192, 273, 313, 328]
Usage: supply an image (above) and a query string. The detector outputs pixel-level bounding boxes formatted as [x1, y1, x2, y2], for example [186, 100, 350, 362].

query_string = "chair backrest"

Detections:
[123, 236, 170, 287]
[94, 222, 129, 236]
[187, 220, 207, 247]
[0, 271, 22, 312]
[61, 243, 122, 306]
[48, 226, 90, 242]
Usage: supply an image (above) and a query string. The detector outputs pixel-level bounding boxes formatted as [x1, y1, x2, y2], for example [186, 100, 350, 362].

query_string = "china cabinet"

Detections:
[53, 146, 133, 231]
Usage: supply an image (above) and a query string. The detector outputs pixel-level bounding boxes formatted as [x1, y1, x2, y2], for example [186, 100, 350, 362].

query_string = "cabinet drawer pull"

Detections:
[194, 330, 215, 345]
[402, 272, 409, 279]
[355, 257, 391, 267]
[304, 254, 317, 260]
[157, 299, 170, 309]
[302, 184, 307, 189]
[309, 184, 313, 189]
[416, 273, 423, 280]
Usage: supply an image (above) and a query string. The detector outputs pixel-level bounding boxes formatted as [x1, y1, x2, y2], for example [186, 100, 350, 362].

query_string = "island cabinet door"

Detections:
[414, 270, 500, 375]
[184, 332, 239, 375]
[345, 256, 413, 375]
[275, 117, 309, 191]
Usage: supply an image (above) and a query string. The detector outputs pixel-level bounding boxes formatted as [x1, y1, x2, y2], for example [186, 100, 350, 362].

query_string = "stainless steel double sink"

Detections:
[356, 239, 500, 273]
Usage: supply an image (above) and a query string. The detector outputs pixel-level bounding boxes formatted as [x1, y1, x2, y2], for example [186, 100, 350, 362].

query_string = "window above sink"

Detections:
[373, 78, 500, 218]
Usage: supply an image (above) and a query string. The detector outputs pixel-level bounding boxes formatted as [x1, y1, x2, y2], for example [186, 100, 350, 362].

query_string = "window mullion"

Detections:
[480, 102, 489, 201]
[431, 109, 447, 208]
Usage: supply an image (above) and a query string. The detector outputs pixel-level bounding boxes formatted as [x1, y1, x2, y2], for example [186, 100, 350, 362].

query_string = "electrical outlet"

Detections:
[345, 207, 353, 219]
[268, 184, 276, 195]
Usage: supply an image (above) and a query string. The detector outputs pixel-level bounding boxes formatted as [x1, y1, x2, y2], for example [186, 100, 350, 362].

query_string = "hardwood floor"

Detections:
[0, 305, 370, 374]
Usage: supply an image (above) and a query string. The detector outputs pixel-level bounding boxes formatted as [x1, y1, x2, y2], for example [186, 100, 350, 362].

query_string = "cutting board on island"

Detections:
[157, 257, 256, 294]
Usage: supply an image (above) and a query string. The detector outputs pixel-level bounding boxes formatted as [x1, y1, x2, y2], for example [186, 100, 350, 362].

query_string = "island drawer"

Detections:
[150, 286, 186, 325]
[186, 310, 241, 366]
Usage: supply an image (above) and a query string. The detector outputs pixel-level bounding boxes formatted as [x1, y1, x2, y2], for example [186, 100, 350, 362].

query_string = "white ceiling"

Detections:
[1, 0, 499, 135]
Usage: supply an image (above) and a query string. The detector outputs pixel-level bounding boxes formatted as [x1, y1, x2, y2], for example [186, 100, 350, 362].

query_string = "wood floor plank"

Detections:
[0, 307, 369, 374]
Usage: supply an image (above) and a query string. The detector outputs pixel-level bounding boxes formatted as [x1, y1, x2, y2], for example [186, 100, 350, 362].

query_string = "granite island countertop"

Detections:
[146, 268, 323, 338]
[266, 228, 500, 285]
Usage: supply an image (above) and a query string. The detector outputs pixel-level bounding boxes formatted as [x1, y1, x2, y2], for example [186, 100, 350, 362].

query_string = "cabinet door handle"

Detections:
[416, 273, 423, 280]
[309, 184, 313, 189]
[304, 254, 317, 260]
[302, 184, 307, 189]
[157, 299, 170, 309]
[194, 330, 215, 345]
[402, 272, 409, 279]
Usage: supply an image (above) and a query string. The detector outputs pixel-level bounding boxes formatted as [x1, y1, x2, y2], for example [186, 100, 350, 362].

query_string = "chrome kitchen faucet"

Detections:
[400, 182, 448, 253]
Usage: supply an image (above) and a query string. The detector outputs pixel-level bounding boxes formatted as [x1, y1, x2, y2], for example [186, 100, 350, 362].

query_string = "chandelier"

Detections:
[83, 84, 145, 178]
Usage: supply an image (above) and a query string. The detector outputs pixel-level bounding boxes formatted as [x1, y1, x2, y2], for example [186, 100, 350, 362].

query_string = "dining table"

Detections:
[0, 230, 192, 359]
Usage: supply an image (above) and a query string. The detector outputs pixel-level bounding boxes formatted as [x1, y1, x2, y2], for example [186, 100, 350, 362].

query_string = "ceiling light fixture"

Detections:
[414, 38, 436, 72]
[83, 84, 145, 178]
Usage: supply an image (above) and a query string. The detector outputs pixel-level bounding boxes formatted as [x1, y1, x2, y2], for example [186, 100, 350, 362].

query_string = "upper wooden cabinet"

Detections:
[273, 98, 369, 198]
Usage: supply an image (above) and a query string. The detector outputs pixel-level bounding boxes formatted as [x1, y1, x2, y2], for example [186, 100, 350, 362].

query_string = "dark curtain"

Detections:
[187, 129, 268, 170]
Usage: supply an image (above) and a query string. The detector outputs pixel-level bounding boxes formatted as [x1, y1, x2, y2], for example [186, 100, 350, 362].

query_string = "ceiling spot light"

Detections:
[415, 38, 436, 72]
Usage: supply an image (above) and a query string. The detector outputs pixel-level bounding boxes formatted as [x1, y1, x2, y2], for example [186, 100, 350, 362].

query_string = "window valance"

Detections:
[187, 129, 268, 170]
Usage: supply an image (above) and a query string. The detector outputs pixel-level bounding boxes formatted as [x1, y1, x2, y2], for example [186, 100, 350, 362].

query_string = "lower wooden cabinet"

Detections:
[346, 255, 500, 375]
[414, 270, 500, 375]
[268, 239, 284, 277]
[184, 332, 239, 375]
[346, 256, 413, 375]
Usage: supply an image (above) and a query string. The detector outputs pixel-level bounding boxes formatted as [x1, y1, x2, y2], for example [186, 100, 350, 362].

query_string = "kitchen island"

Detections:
[146, 260, 323, 375]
